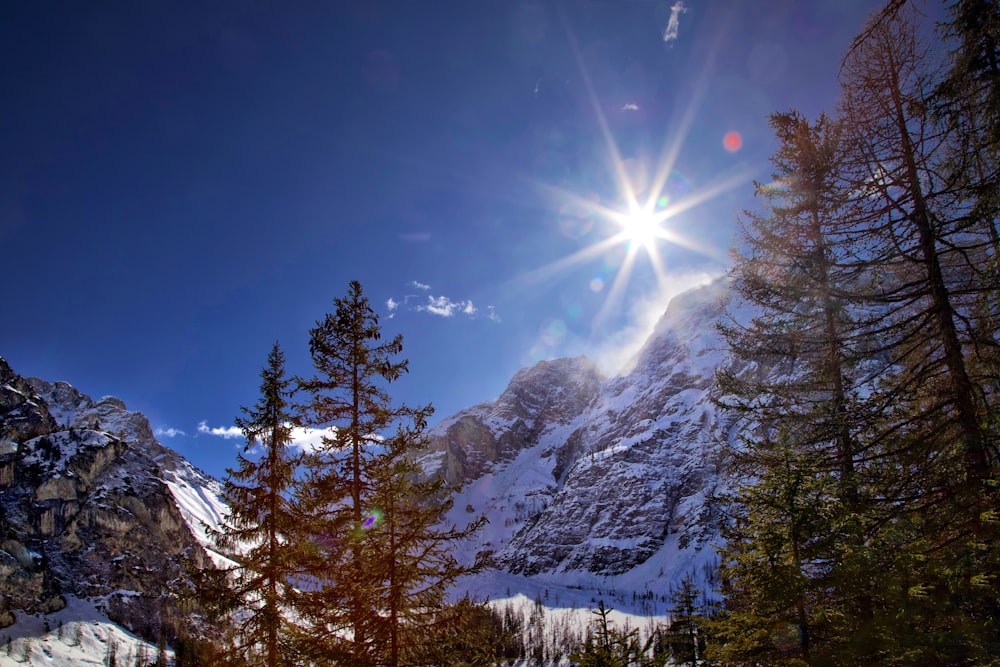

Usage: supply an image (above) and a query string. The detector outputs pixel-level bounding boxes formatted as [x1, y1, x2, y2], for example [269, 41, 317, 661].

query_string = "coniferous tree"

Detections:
[838, 6, 1000, 657]
[293, 280, 484, 666]
[105, 638, 118, 667]
[716, 5, 1000, 663]
[569, 600, 660, 667]
[714, 110, 883, 663]
[663, 574, 707, 666]
[200, 342, 300, 667]
[840, 4, 993, 486]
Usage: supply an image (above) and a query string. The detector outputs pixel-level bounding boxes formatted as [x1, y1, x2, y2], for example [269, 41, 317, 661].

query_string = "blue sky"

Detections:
[2, 0, 884, 477]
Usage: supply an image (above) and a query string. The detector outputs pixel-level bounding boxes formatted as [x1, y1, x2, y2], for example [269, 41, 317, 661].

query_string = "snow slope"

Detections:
[427, 278, 733, 613]
[0, 597, 168, 667]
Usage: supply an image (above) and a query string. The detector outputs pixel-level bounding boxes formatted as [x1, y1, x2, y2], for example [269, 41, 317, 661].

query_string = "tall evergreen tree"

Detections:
[663, 574, 707, 666]
[293, 280, 484, 666]
[838, 6, 1000, 657]
[201, 342, 300, 667]
[569, 600, 660, 667]
[840, 4, 993, 488]
[714, 111, 882, 663]
[716, 6, 1000, 663]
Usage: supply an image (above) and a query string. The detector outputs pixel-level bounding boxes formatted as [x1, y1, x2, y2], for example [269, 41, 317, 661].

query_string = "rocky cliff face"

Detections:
[0, 358, 222, 641]
[423, 279, 731, 591]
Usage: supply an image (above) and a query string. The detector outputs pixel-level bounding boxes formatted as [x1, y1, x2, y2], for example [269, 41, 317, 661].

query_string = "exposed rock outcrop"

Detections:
[422, 279, 730, 586]
[0, 357, 218, 640]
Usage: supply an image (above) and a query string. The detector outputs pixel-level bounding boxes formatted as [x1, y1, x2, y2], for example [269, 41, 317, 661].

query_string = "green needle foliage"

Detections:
[569, 600, 662, 667]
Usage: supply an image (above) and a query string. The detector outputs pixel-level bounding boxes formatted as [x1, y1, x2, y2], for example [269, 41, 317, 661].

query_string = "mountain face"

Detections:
[0, 358, 225, 641]
[422, 278, 731, 593]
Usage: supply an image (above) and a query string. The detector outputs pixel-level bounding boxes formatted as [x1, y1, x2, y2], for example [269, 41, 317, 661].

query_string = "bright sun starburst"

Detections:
[512, 18, 753, 335]
[616, 202, 665, 251]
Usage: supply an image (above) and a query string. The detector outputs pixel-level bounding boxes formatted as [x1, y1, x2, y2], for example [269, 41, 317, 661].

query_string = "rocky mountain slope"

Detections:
[423, 278, 732, 598]
[0, 358, 226, 643]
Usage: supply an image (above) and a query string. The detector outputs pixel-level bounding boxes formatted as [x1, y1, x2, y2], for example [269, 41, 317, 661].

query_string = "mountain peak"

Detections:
[424, 280, 732, 594]
[0, 359, 224, 644]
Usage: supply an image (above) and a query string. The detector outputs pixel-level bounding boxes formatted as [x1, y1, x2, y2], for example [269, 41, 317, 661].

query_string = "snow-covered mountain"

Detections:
[424, 278, 731, 604]
[0, 357, 227, 651]
[0, 277, 735, 662]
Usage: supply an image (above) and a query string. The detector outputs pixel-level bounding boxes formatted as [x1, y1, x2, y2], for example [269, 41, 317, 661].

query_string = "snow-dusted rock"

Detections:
[0, 358, 224, 643]
[424, 278, 732, 596]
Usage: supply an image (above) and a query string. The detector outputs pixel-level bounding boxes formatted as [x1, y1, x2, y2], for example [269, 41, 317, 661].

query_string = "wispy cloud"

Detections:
[622, 102, 640, 111]
[386, 282, 500, 323]
[663, 1, 687, 44]
[155, 427, 186, 438]
[290, 426, 327, 452]
[197, 420, 329, 452]
[197, 420, 242, 439]
[419, 295, 472, 318]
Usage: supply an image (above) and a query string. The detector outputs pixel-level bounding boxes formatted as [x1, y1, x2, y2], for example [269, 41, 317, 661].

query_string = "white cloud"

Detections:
[290, 425, 327, 452]
[197, 420, 242, 439]
[386, 283, 500, 323]
[197, 420, 329, 452]
[421, 295, 463, 317]
[622, 103, 640, 111]
[154, 427, 186, 438]
[663, 1, 687, 44]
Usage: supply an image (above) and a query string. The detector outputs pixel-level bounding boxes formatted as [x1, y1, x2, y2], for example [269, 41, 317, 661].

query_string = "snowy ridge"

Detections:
[427, 278, 731, 612]
[0, 360, 224, 663]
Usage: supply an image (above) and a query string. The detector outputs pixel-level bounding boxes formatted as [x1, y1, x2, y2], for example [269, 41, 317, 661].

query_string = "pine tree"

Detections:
[715, 5, 1000, 663]
[714, 110, 882, 663]
[293, 280, 484, 665]
[838, 6, 1000, 658]
[105, 638, 118, 667]
[568, 600, 659, 667]
[663, 574, 706, 666]
[200, 342, 300, 667]
[840, 4, 993, 487]
[155, 634, 167, 667]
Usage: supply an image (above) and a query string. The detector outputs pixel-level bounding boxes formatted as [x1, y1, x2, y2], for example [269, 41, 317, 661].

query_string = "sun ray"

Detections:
[514, 234, 625, 288]
[644, 30, 723, 213]
[593, 243, 642, 332]
[559, 6, 639, 208]
[657, 167, 756, 221]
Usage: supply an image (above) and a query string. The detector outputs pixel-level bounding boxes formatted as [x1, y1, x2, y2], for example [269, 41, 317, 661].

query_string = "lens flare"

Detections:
[362, 509, 383, 530]
[723, 131, 743, 152]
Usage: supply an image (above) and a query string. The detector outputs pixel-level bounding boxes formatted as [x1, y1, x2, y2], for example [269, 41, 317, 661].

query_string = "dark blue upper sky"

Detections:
[2, 0, 886, 476]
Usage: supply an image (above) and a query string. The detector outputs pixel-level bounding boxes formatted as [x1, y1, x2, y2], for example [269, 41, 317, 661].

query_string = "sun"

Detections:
[616, 203, 663, 251]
